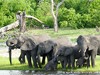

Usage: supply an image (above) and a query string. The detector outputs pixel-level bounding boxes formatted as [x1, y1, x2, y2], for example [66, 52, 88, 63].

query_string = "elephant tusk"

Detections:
[84, 57, 88, 60]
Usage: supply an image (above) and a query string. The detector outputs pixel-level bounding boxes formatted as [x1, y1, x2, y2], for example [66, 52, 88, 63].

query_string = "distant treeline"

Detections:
[0, 0, 100, 29]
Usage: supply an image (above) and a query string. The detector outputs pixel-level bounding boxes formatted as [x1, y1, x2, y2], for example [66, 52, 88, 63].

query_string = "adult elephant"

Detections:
[6, 34, 51, 68]
[37, 40, 57, 68]
[6, 35, 38, 68]
[77, 35, 100, 67]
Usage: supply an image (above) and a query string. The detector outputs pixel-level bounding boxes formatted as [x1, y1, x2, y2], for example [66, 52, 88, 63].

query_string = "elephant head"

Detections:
[77, 35, 99, 57]
[77, 35, 88, 57]
[6, 35, 37, 65]
[56, 46, 73, 57]
[6, 37, 20, 65]
[37, 40, 56, 55]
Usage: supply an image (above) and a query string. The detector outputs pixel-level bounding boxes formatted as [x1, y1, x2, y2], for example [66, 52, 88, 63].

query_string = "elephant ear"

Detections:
[20, 38, 36, 50]
[88, 36, 98, 50]
[43, 41, 53, 53]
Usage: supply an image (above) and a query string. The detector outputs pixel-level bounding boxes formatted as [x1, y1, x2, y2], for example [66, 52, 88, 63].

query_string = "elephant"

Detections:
[77, 35, 100, 67]
[6, 35, 37, 68]
[55, 44, 86, 69]
[76, 45, 91, 68]
[44, 56, 57, 71]
[37, 40, 57, 68]
[76, 48, 90, 68]
[57, 54, 70, 69]
[6, 34, 51, 68]
[76, 57, 89, 68]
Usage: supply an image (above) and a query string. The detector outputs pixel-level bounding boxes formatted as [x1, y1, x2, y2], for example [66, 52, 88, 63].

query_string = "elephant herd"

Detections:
[6, 34, 100, 70]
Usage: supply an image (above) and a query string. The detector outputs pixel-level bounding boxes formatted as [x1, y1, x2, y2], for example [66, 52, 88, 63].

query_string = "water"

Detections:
[0, 70, 100, 75]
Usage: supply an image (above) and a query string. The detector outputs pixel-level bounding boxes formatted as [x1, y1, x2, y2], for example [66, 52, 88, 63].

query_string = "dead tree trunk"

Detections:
[0, 20, 19, 38]
[0, 21, 19, 33]
[0, 11, 44, 36]
[16, 11, 26, 33]
[26, 15, 43, 24]
[51, 0, 64, 32]
[51, 0, 58, 32]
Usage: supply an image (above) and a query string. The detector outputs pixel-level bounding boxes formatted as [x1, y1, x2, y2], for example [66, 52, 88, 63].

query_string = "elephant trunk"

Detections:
[6, 40, 11, 47]
[9, 47, 12, 65]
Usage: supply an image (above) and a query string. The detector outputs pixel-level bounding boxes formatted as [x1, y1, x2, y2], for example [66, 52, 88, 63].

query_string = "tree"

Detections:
[51, 0, 64, 32]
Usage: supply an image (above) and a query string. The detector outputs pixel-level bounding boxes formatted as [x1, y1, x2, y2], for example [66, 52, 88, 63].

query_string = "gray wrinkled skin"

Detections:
[77, 35, 100, 67]
[6, 34, 51, 68]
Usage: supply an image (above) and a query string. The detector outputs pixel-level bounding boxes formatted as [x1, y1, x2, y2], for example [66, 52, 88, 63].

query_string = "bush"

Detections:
[59, 21, 68, 28]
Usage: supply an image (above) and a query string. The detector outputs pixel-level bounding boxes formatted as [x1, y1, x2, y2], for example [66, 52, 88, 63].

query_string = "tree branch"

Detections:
[25, 15, 43, 24]
[56, 0, 64, 16]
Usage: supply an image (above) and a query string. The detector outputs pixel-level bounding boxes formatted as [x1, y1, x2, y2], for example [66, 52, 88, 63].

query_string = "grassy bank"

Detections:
[0, 56, 100, 72]
[0, 28, 100, 71]
[1, 28, 100, 43]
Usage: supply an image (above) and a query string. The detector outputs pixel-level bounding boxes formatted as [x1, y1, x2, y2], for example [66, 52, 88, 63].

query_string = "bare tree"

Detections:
[16, 11, 26, 33]
[51, 0, 64, 32]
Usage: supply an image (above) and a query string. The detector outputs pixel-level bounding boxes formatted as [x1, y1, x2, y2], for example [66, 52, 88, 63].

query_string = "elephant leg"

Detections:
[87, 57, 90, 68]
[63, 60, 67, 69]
[47, 54, 52, 62]
[70, 55, 75, 68]
[54, 61, 58, 70]
[19, 50, 26, 64]
[42, 55, 45, 65]
[21, 50, 26, 64]
[18, 54, 22, 64]
[67, 57, 71, 68]
[61, 61, 64, 69]
[31, 50, 39, 68]
[91, 51, 96, 67]
[26, 51, 32, 68]
[32, 56, 38, 68]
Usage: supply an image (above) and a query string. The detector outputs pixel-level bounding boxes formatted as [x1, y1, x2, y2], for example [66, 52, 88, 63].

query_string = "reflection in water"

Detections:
[0, 70, 100, 75]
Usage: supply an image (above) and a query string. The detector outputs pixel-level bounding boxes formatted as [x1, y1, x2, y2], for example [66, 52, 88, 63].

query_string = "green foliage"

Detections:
[59, 21, 68, 28]
[0, 0, 31, 27]
[0, 0, 100, 29]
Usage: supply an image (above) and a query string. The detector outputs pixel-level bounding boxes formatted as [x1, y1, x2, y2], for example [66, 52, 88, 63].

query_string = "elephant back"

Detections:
[55, 37, 72, 47]
[32, 34, 51, 44]
[77, 35, 99, 51]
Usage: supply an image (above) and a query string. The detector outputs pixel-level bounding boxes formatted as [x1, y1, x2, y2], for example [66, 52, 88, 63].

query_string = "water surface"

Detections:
[0, 70, 100, 75]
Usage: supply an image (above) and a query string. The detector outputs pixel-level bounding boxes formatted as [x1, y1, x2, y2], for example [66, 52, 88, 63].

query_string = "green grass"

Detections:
[0, 28, 100, 71]
[2, 28, 100, 43]
[0, 56, 100, 71]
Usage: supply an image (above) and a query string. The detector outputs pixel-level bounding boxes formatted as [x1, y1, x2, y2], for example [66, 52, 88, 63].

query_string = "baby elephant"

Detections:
[76, 57, 89, 68]
[44, 57, 57, 71]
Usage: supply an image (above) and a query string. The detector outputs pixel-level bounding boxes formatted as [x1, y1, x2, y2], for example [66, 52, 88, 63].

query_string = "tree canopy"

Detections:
[0, 0, 100, 29]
